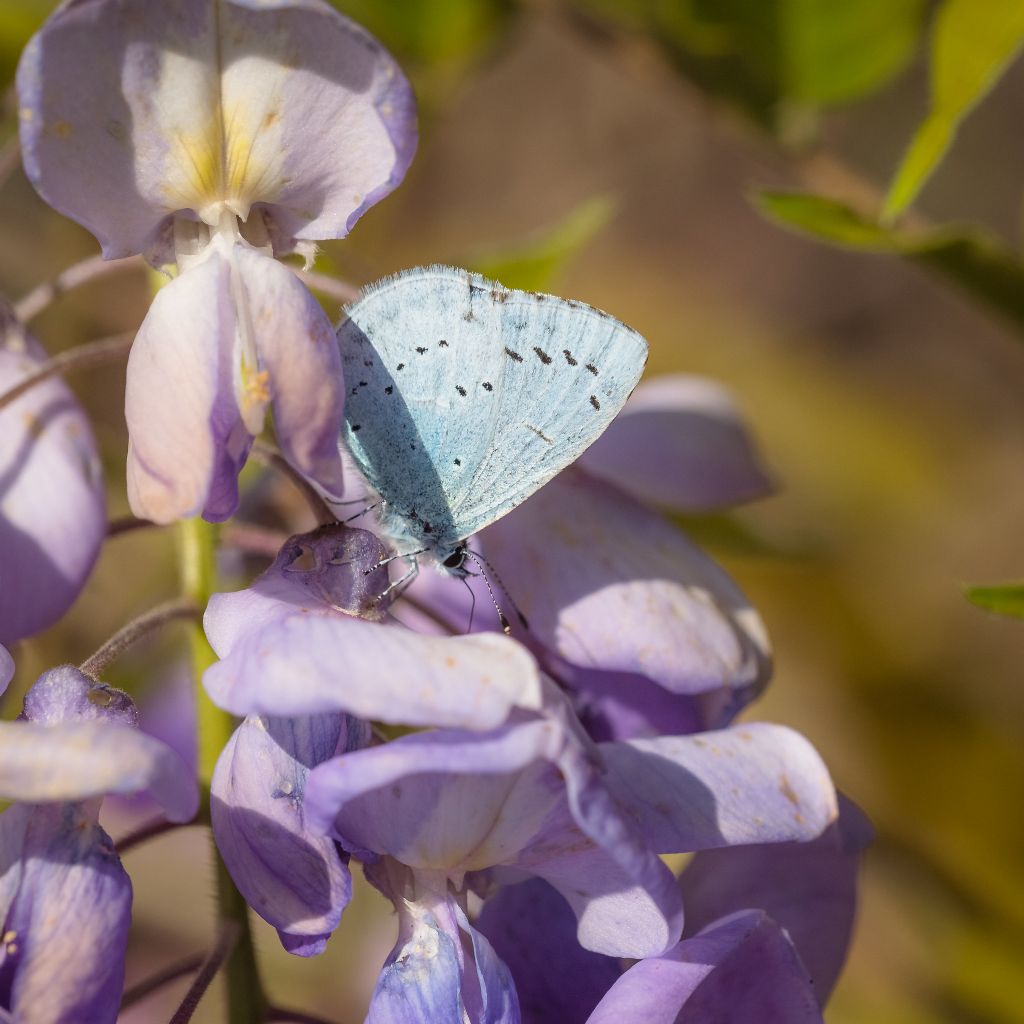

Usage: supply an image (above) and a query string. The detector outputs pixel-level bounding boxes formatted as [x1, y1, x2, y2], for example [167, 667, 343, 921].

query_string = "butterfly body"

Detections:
[337, 265, 648, 573]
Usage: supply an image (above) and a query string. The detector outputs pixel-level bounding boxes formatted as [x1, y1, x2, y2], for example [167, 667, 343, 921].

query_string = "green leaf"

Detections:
[884, 0, 1024, 220]
[755, 192, 1024, 338]
[0, 0, 49, 85]
[469, 195, 615, 293]
[572, 0, 926, 134]
[964, 584, 1024, 618]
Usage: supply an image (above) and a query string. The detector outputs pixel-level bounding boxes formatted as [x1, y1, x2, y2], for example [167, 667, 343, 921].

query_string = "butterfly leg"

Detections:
[375, 557, 420, 607]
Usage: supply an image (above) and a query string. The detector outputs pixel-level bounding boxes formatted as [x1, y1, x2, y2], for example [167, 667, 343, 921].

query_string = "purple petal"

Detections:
[480, 470, 770, 720]
[204, 613, 543, 729]
[475, 878, 620, 1024]
[0, 322, 105, 645]
[17, 0, 415, 261]
[0, 647, 13, 697]
[205, 526, 391, 653]
[600, 723, 838, 852]
[232, 246, 346, 498]
[20, 665, 137, 727]
[365, 862, 518, 1024]
[125, 248, 245, 523]
[211, 713, 369, 955]
[586, 910, 822, 1024]
[579, 374, 774, 512]
[0, 803, 131, 1024]
[678, 794, 871, 1004]
[509, 757, 682, 959]
[0, 720, 198, 822]
[305, 723, 565, 871]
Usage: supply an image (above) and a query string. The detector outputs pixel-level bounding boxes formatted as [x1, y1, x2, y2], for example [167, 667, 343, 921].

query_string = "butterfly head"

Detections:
[440, 544, 470, 578]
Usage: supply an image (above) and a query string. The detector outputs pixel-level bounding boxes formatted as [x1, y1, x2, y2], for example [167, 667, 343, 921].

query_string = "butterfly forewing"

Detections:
[338, 265, 648, 554]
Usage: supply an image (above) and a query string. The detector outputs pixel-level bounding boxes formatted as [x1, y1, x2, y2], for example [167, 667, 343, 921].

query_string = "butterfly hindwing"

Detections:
[338, 265, 648, 556]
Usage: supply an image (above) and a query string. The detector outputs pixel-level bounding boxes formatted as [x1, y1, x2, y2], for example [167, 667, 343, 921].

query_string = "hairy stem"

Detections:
[14, 253, 144, 323]
[0, 332, 134, 414]
[120, 952, 207, 1011]
[115, 816, 188, 856]
[79, 599, 199, 677]
[168, 922, 241, 1024]
[295, 268, 360, 307]
[178, 517, 267, 1024]
[250, 440, 336, 526]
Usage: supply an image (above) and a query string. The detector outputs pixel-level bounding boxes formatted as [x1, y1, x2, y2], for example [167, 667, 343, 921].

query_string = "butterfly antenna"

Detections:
[342, 500, 380, 525]
[459, 573, 478, 634]
[464, 551, 516, 635]
[466, 551, 529, 631]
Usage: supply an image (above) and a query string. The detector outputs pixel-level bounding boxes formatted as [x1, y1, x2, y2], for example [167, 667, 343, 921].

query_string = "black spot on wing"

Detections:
[397, 363, 405, 371]
[533, 347, 552, 365]
[505, 347, 523, 363]
[563, 350, 577, 366]
[415, 346, 428, 355]
[586, 363, 599, 376]
[456, 385, 467, 397]
[439, 339, 449, 347]
[482, 381, 493, 392]
[589, 395, 601, 410]
[385, 386, 393, 395]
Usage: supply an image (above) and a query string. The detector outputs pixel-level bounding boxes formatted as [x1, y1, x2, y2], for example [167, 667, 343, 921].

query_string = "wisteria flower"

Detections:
[18, 0, 417, 523]
[405, 373, 774, 739]
[477, 796, 872, 1023]
[0, 665, 198, 1023]
[0, 301, 105, 645]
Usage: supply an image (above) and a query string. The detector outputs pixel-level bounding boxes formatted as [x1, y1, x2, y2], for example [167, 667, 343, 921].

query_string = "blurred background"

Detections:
[2, 1, 1024, 1021]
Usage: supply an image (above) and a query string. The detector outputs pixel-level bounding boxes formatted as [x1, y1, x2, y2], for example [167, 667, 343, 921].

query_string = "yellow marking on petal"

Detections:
[242, 368, 271, 410]
[19, 108, 32, 122]
[6, 943, 17, 955]
[2, 931, 16, 945]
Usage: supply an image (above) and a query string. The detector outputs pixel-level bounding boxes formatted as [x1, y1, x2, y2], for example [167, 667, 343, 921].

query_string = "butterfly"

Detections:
[337, 265, 648, 577]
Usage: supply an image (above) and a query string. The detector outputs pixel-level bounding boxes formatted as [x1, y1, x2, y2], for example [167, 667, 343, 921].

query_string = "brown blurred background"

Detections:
[2, 2, 1023, 1021]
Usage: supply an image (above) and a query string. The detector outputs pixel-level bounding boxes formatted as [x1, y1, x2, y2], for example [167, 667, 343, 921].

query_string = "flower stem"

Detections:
[0, 332, 134, 414]
[177, 516, 267, 1024]
[79, 598, 199, 678]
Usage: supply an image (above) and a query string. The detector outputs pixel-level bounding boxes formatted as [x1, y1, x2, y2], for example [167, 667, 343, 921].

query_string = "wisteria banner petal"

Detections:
[211, 713, 370, 955]
[0, 803, 131, 1024]
[678, 794, 872, 1004]
[600, 724, 837, 853]
[0, 318, 105, 646]
[17, 0, 416, 262]
[585, 910, 822, 1024]
[579, 375, 774, 512]
[204, 614, 542, 729]
[481, 470, 770, 710]
[0, 721, 198, 821]
[125, 248, 244, 523]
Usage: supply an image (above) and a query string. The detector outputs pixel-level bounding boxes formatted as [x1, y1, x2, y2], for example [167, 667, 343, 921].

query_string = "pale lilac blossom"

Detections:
[18, 0, 417, 523]
[0, 666, 198, 1023]
[0, 303, 105, 645]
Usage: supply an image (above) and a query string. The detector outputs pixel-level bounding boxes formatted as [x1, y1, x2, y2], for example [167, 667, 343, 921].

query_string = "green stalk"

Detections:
[178, 516, 267, 1023]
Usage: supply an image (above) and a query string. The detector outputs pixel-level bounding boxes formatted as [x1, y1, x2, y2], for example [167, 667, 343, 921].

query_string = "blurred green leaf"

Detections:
[964, 583, 1024, 618]
[469, 195, 614, 292]
[756, 192, 1024, 337]
[572, 0, 926, 134]
[0, 0, 48, 86]
[884, 0, 1024, 221]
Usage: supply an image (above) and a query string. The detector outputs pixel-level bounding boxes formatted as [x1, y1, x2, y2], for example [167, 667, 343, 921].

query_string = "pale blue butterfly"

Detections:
[337, 265, 648, 579]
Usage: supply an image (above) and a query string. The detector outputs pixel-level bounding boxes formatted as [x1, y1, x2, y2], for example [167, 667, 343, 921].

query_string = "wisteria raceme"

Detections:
[0, 0, 870, 1022]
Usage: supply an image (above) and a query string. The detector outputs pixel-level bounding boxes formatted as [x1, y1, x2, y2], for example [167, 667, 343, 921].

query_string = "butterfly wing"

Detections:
[338, 265, 648, 553]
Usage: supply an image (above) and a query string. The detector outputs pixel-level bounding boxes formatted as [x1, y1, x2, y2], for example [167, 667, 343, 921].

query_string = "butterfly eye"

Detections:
[442, 548, 466, 571]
